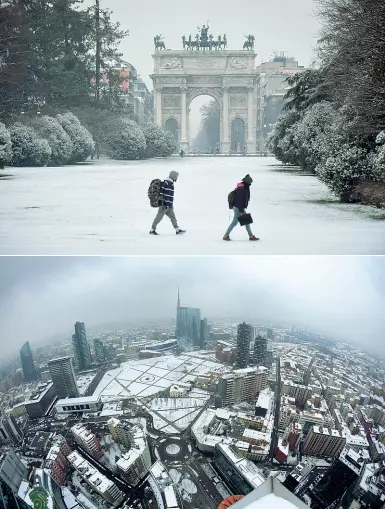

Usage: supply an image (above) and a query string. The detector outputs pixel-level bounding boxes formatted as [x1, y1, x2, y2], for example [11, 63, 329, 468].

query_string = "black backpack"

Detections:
[148, 179, 163, 207]
[228, 189, 235, 209]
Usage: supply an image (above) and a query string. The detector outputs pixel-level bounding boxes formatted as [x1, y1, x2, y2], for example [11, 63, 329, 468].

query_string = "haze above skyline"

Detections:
[83, 0, 320, 88]
[0, 256, 384, 360]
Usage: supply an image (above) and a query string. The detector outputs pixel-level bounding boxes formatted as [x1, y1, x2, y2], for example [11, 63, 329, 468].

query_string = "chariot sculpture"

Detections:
[155, 27, 255, 52]
[181, 24, 227, 50]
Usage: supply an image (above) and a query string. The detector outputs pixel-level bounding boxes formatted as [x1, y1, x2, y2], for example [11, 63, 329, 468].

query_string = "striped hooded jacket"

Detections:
[159, 177, 175, 208]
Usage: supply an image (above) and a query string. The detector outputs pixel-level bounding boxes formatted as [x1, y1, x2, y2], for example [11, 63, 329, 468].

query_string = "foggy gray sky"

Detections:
[88, 0, 320, 87]
[0, 256, 384, 360]
[83, 0, 320, 136]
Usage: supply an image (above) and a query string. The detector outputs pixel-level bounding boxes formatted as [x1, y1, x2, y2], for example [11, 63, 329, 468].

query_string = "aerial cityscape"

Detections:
[0, 257, 384, 509]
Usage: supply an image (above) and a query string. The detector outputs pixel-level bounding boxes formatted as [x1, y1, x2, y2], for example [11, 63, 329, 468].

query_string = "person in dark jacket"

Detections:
[223, 174, 259, 241]
[150, 171, 186, 235]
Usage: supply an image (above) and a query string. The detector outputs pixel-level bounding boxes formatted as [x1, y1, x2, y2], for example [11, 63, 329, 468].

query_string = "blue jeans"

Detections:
[225, 207, 253, 237]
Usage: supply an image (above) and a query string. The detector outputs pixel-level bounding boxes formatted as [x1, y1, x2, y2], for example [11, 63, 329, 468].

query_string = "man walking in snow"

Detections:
[223, 174, 259, 241]
[150, 171, 186, 235]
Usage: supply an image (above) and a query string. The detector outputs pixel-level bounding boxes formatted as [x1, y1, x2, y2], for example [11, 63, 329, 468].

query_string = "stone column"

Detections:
[180, 87, 189, 152]
[247, 86, 256, 153]
[221, 86, 230, 153]
[155, 88, 162, 127]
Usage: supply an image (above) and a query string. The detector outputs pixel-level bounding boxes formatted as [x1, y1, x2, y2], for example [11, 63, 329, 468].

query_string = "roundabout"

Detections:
[155, 436, 191, 463]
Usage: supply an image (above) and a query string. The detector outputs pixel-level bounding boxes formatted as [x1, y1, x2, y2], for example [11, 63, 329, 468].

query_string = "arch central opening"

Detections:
[189, 95, 220, 154]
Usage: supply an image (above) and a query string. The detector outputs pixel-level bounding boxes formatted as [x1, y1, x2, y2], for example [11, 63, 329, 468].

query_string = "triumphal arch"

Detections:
[151, 28, 258, 153]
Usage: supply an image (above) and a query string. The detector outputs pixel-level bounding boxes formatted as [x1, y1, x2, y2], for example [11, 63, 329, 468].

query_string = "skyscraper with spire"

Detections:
[175, 289, 201, 347]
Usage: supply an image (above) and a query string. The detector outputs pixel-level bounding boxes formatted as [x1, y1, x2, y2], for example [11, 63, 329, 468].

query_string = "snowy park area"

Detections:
[92, 352, 225, 402]
[1, 157, 384, 255]
[150, 396, 208, 432]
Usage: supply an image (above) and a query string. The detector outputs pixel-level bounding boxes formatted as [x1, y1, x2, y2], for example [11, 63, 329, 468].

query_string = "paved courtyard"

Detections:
[1, 157, 384, 254]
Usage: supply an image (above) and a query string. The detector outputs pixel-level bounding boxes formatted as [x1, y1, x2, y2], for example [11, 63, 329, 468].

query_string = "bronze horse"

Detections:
[243, 34, 255, 50]
[154, 35, 166, 50]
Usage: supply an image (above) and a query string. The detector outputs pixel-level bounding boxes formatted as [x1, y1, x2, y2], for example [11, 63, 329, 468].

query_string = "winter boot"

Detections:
[249, 235, 260, 241]
[223, 235, 231, 241]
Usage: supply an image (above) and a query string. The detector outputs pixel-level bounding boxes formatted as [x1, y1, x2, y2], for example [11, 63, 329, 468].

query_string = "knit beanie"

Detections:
[169, 171, 179, 181]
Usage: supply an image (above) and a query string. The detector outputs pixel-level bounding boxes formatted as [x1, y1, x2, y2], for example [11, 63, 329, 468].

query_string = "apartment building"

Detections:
[216, 367, 268, 407]
[71, 424, 103, 460]
[67, 451, 124, 506]
[303, 426, 346, 458]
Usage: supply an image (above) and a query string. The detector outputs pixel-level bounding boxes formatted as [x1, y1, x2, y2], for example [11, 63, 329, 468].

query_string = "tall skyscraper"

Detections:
[176, 290, 201, 346]
[309, 448, 364, 508]
[200, 318, 208, 349]
[253, 335, 267, 366]
[236, 322, 252, 369]
[94, 338, 105, 364]
[20, 341, 38, 382]
[48, 357, 79, 398]
[0, 414, 23, 445]
[0, 450, 28, 505]
[72, 322, 91, 371]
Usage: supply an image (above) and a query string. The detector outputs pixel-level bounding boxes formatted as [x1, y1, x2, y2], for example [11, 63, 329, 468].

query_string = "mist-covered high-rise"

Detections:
[72, 322, 91, 371]
[236, 322, 252, 369]
[176, 289, 201, 347]
[19, 341, 38, 382]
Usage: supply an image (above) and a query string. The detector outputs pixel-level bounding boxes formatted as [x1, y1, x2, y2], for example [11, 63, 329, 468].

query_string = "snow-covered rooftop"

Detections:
[217, 443, 265, 488]
[67, 451, 115, 495]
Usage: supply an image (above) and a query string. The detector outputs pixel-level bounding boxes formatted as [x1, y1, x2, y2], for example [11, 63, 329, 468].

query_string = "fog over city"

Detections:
[84, 0, 320, 88]
[0, 256, 383, 359]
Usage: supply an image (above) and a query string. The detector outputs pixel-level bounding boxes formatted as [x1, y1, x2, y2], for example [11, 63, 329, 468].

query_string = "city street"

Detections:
[1, 157, 384, 255]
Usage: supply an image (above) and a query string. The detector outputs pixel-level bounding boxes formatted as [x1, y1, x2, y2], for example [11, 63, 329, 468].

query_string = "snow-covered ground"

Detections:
[93, 353, 226, 401]
[1, 157, 384, 255]
[150, 396, 208, 432]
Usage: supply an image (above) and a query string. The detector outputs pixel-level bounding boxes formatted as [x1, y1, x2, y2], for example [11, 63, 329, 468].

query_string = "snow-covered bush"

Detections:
[0, 122, 12, 169]
[266, 111, 301, 165]
[56, 112, 95, 163]
[33, 115, 73, 166]
[105, 120, 146, 160]
[292, 102, 339, 173]
[141, 123, 177, 158]
[316, 145, 373, 201]
[9, 123, 51, 167]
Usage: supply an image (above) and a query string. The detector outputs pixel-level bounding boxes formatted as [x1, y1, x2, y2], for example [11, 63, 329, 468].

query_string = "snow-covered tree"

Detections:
[266, 111, 301, 165]
[316, 146, 373, 201]
[56, 112, 95, 163]
[9, 123, 51, 167]
[141, 123, 177, 158]
[371, 131, 385, 180]
[105, 120, 146, 160]
[292, 102, 339, 173]
[33, 116, 73, 166]
[0, 122, 12, 169]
